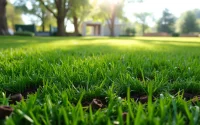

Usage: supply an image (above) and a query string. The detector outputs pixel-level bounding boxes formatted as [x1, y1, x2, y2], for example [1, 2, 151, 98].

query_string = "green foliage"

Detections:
[125, 27, 136, 36]
[14, 31, 35, 36]
[6, 2, 23, 29]
[176, 11, 199, 34]
[68, 0, 91, 20]
[172, 32, 180, 37]
[157, 9, 176, 34]
[93, 0, 126, 36]
[14, 0, 56, 31]
[134, 22, 151, 35]
[134, 12, 151, 35]
[92, 0, 125, 25]
[67, 0, 91, 34]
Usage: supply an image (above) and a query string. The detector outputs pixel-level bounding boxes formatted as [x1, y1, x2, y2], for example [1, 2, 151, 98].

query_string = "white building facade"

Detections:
[81, 19, 123, 36]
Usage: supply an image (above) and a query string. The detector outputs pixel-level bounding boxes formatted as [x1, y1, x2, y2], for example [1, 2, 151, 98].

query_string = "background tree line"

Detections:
[1, 0, 129, 36]
[0, 0, 200, 36]
[133, 9, 200, 35]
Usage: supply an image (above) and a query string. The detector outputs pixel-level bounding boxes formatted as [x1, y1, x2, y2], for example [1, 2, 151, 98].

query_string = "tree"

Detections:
[67, 0, 91, 35]
[193, 9, 200, 31]
[14, 0, 55, 32]
[134, 12, 151, 35]
[38, 0, 71, 36]
[176, 11, 199, 34]
[125, 27, 136, 35]
[0, 0, 9, 35]
[157, 9, 176, 34]
[94, 0, 142, 36]
[6, 1, 23, 30]
[97, 0, 125, 36]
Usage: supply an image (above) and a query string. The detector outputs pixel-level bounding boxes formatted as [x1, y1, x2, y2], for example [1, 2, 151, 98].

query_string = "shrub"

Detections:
[119, 35, 135, 37]
[144, 32, 170, 37]
[172, 33, 180, 37]
[125, 28, 136, 36]
[51, 32, 57, 36]
[50, 32, 82, 36]
[66, 32, 82, 36]
[14, 31, 35, 36]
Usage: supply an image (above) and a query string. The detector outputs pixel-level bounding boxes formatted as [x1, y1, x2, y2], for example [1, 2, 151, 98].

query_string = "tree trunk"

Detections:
[57, 16, 65, 36]
[109, 5, 116, 37]
[41, 10, 45, 32]
[39, 0, 68, 36]
[56, 1, 66, 36]
[42, 22, 45, 32]
[142, 24, 145, 36]
[73, 16, 79, 35]
[110, 17, 115, 36]
[0, 0, 9, 35]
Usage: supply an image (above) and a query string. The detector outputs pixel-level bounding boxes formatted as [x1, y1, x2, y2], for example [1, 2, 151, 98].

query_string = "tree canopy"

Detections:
[37, 0, 71, 36]
[67, 0, 91, 35]
[134, 12, 151, 35]
[6, 1, 23, 30]
[176, 11, 199, 34]
[157, 9, 176, 34]
[14, 0, 56, 32]
[92, 0, 125, 36]
[2, 0, 200, 36]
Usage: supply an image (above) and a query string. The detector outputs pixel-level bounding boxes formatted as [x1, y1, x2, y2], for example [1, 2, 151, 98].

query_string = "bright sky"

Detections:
[10, 0, 200, 30]
[125, 0, 200, 21]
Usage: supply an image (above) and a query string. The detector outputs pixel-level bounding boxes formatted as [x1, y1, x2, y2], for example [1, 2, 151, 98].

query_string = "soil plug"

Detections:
[0, 106, 13, 119]
[90, 99, 103, 109]
[10, 94, 23, 104]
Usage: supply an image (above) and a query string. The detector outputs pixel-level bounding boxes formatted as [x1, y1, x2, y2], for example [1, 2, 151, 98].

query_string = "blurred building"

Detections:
[81, 19, 123, 36]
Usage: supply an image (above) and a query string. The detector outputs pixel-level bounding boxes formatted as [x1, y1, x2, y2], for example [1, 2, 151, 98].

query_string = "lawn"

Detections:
[0, 36, 200, 125]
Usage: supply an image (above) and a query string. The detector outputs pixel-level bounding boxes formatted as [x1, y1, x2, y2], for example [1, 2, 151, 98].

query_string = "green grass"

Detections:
[0, 36, 200, 125]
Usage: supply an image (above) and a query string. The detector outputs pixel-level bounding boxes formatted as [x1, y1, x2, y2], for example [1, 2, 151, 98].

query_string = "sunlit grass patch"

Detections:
[0, 36, 200, 124]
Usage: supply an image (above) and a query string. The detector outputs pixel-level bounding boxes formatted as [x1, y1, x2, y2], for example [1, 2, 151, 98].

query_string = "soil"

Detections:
[90, 99, 104, 109]
[82, 97, 107, 110]
[138, 96, 149, 104]
[4, 84, 41, 99]
[122, 112, 128, 121]
[0, 84, 42, 119]
[9, 93, 23, 104]
[0, 106, 13, 119]
[21, 85, 40, 98]
[171, 91, 200, 101]
[182, 93, 195, 100]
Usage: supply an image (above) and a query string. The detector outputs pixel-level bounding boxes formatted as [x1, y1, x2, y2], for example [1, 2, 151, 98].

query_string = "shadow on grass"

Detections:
[134, 38, 200, 45]
[0, 36, 200, 53]
[0, 36, 116, 49]
[0, 36, 66, 49]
